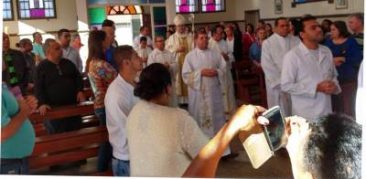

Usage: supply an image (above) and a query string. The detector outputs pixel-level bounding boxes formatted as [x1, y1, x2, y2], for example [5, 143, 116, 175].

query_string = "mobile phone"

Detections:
[262, 106, 286, 152]
[239, 106, 285, 169]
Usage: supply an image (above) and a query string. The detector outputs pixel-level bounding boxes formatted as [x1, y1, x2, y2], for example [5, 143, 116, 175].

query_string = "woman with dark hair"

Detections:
[231, 22, 243, 61]
[265, 23, 273, 37]
[324, 20, 363, 118]
[127, 63, 268, 177]
[242, 23, 256, 58]
[86, 30, 117, 172]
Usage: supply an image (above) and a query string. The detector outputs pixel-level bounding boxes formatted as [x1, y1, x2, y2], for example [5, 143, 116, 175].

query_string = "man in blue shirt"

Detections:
[102, 19, 119, 70]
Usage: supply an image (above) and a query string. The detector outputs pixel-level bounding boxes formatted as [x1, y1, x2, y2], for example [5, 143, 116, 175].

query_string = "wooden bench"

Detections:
[30, 102, 99, 136]
[232, 60, 267, 107]
[29, 126, 108, 172]
[28, 102, 111, 175]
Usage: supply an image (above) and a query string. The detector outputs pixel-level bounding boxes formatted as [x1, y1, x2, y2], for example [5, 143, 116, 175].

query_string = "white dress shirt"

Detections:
[281, 42, 341, 121]
[356, 61, 364, 125]
[261, 33, 300, 116]
[105, 74, 139, 160]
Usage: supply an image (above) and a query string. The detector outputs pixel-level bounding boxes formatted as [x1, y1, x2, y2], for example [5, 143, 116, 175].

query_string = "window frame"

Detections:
[107, 5, 143, 16]
[199, 0, 226, 14]
[16, 0, 57, 20]
[293, 0, 327, 4]
[3, 0, 14, 21]
[176, 0, 199, 14]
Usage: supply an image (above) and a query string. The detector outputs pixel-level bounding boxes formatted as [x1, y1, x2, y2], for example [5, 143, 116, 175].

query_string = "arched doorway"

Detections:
[106, 5, 145, 46]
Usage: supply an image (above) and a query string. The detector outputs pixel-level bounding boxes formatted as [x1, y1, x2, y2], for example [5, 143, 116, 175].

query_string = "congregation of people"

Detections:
[1, 12, 364, 179]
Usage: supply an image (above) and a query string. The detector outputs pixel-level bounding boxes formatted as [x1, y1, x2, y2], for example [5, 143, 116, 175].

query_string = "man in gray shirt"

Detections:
[58, 29, 83, 73]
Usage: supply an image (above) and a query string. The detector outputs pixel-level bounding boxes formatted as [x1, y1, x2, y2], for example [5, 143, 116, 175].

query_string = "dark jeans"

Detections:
[44, 116, 82, 134]
[95, 107, 112, 172]
[0, 158, 29, 174]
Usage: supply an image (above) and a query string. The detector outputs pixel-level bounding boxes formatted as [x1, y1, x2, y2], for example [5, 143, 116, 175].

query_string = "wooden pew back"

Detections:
[28, 101, 111, 175]
[29, 126, 108, 170]
[30, 102, 97, 136]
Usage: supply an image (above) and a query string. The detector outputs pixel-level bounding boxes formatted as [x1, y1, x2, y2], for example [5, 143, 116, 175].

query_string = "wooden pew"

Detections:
[29, 126, 108, 172]
[29, 101, 98, 136]
[232, 61, 267, 107]
[28, 101, 111, 175]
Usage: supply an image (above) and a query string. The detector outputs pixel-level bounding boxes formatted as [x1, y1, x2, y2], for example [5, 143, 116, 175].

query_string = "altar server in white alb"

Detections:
[281, 15, 341, 121]
[208, 25, 236, 118]
[148, 36, 178, 107]
[182, 31, 227, 142]
[165, 14, 194, 105]
[261, 17, 300, 116]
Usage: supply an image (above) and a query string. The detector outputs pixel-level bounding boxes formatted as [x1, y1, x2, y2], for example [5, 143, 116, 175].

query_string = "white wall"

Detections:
[166, 0, 242, 25]
[167, 0, 363, 25]
[235, 0, 364, 20]
[4, 0, 78, 47]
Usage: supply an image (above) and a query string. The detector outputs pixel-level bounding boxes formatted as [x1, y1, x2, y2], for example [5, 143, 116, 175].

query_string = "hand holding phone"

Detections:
[240, 106, 286, 169]
[262, 106, 286, 151]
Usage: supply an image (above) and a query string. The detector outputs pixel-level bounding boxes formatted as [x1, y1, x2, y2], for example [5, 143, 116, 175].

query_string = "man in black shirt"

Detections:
[35, 38, 85, 133]
[18, 38, 36, 91]
[2, 33, 29, 95]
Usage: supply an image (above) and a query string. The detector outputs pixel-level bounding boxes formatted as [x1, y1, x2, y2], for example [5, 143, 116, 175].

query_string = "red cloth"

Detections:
[242, 32, 256, 58]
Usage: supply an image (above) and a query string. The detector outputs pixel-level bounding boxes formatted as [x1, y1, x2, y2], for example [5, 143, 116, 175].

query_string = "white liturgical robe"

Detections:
[147, 48, 179, 107]
[208, 38, 236, 117]
[165, 32, 194, 103]
[281, 42, 341, 121]
[356, 61, 364, 125]
[261, 33, 300, 116]
[182, 47, 227, 138]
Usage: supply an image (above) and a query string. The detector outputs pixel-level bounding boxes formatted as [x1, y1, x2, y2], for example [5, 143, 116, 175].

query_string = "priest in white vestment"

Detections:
[148, 36, 178, 107]
[165, 15, 194, 105]
[208, 25, 236, 119]
[261, 17, 300, 116]
[182, 31, 227, 141]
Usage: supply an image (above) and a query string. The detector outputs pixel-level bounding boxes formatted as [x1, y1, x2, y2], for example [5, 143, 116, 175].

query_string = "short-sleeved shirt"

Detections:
[1, 83, 35, 159]
[127, 100, 209, 177]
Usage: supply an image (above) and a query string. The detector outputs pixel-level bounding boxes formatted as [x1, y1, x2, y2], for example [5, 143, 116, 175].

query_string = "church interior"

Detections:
[1, 0, 365, 178]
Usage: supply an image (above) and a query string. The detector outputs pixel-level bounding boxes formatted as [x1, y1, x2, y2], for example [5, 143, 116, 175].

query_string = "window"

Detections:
[201, 0, 225, 12]
[107, 5, 143, 15]
[176, 0, 199, 13]
[3, 0, 13, 20]
[17, 0, 56, 19]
